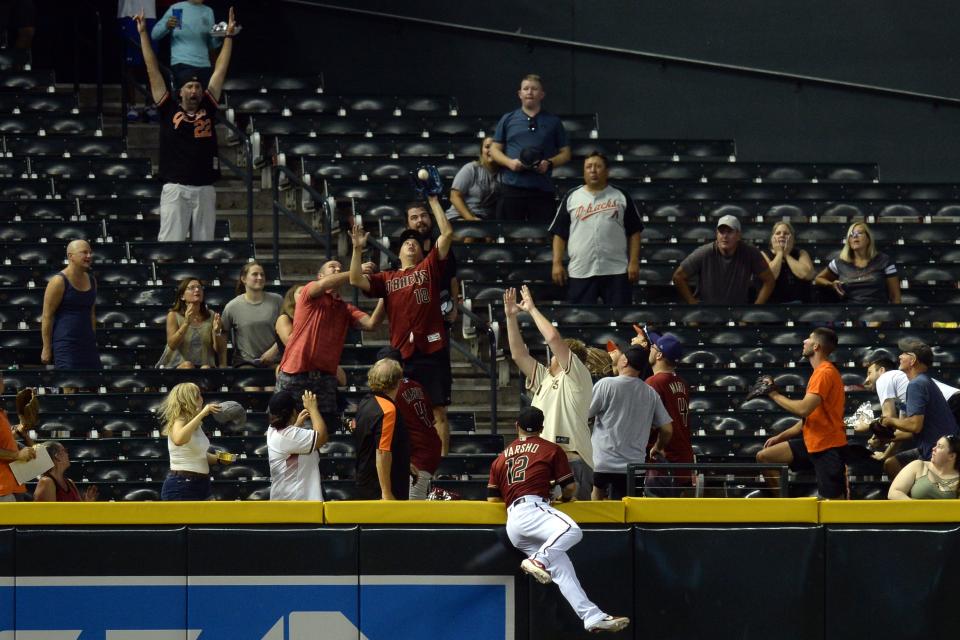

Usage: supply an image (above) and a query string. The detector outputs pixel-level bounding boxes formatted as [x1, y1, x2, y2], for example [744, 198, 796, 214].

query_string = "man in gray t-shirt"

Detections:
[589, 346, 672, 500]
[672, 214, 775, 305]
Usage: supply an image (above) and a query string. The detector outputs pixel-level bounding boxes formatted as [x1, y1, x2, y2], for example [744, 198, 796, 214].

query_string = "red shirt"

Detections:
[646, 371, 694, 463]
[279, 286, 366, 375]
[396, 377, 441, 474]
[0, 411, 25, 496]
[487, 436, 573, 506]
[367, 248, 448, 358]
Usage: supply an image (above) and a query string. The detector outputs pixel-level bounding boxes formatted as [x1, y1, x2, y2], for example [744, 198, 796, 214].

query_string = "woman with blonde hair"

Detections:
[158, 278, 227, 368]
[815, 221, 901, 303]
[761, 221, 814, 303]
[159, 382, 226, 500]
[446, 136, 500, 221]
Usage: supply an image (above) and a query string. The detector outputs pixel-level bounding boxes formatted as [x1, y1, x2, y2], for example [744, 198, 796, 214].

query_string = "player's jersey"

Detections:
[395, 377, 441, 475]
[367, 247, 448, 358]
[646, 371, 694, 463]
[487, 436, 574, 506]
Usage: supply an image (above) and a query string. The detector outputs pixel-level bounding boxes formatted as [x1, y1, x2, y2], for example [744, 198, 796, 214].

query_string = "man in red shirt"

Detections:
[645, 331, 695, 494]
[350, 192, 455, 456]
[756, 327, 848, 498]
[488, 406, 629, 633]
[377, 347, 442, 500]
[277, 258, 385, 430]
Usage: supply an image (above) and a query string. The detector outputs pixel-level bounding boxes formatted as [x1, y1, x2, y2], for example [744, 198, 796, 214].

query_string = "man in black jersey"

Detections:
[135, 7, 237, 242]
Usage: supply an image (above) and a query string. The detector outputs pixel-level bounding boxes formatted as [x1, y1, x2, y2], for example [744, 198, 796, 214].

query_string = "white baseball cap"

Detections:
[716, 214, 741, 231]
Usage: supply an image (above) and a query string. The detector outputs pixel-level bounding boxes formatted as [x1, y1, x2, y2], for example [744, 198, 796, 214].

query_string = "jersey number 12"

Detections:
[505, 455, 528, 484]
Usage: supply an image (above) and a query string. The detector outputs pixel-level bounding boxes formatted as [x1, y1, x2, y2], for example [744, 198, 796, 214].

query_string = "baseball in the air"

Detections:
[417, 168, 429, 181]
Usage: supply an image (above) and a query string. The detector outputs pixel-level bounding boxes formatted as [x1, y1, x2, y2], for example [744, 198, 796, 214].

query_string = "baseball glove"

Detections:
[745, 375, 778, 401]
[411, 164, 443, 199]
[585, 346, 613, 379]
[16, 388, 39, 430]
[868, 417, 896, 440]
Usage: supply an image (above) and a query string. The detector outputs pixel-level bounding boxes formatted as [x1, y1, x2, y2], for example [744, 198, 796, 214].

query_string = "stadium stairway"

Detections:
[83, 81, 517, 436]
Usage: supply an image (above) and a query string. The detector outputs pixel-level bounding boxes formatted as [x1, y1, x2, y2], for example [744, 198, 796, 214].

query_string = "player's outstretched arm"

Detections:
[134, 11, 167, 104]
[359, 299, 386, 331]
[428, 194, 454, 260]
[517, 284, 571, 370]
[348, 223, 372, 293]
[503, 287, 538, 380]
[206, 6, 236, 102]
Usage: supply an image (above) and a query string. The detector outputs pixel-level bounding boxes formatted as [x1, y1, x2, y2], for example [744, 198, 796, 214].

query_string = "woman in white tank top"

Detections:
[159, 382, 221, 500]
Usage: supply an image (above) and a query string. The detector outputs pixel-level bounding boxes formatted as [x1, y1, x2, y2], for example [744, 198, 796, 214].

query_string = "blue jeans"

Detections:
[161, 473, 211, 501]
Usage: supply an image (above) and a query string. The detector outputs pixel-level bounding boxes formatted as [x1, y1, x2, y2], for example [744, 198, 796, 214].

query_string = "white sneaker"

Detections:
[520, 557, 552, 584]
[587, 615, 630, 633]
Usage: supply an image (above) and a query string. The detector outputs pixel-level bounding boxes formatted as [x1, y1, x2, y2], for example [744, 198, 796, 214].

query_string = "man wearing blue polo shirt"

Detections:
[490, 74, 571, 222]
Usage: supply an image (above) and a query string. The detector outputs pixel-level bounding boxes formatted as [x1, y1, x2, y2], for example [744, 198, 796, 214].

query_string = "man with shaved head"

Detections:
[41, 240, 100, 369]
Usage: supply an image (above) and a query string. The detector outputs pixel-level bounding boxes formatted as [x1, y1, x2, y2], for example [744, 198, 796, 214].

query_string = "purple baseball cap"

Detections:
[647, 331, 684, 363]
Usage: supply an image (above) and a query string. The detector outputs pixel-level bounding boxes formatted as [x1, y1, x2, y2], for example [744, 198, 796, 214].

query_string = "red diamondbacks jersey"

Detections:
[395, 377, 441, 475]
[367, 247, 448, 359]
[487, 436, 574, 506]
[646, 371, 694, 463]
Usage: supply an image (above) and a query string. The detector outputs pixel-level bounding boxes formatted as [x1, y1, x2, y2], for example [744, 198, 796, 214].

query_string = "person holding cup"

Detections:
[159, 382, 231, 500]
[151, 0, 221, 90]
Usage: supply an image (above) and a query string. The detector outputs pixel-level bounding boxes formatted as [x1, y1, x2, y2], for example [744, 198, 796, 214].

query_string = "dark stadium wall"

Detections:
[55, 1, 960, 181]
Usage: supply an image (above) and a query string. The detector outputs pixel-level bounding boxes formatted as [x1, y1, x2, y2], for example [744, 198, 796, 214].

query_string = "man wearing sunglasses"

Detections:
[490, 74, 571, 223]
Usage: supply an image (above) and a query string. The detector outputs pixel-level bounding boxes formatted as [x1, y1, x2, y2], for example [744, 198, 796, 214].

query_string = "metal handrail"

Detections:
[73, 1, 103, 118]
[280, 0, 960, 108]
[627, 463, 789, 498]
[273, 164, 500, 432]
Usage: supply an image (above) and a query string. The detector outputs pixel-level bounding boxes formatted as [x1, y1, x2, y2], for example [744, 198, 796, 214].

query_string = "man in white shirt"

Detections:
[504, 285, 594, 500]
[267, 389, 328, 501]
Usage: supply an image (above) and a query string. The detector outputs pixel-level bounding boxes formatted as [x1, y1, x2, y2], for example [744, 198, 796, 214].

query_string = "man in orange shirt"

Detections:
[0, 379, 37, 502]
[756, 328, 848, 498]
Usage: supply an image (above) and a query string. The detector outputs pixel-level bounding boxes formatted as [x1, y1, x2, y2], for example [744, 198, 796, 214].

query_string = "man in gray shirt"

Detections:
[589, 346, 673, 500]
[672, 215, 775, 305]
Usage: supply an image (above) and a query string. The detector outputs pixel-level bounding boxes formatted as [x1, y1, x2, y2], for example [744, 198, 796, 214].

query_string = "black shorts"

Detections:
[276, 370, 339, 413]
[567, 274, 632, 306]
[496, 185, 556, 223]
[787, 438, 848, 499]
[593, 472, 628, 500]
[404, 348, 451, 407]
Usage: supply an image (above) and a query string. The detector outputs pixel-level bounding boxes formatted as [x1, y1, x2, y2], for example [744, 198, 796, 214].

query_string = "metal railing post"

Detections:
[94, 9, 103, 118]
[246, 137, 254, 243]
[488, 326, 497, 433]
[271, 165, 280, 264]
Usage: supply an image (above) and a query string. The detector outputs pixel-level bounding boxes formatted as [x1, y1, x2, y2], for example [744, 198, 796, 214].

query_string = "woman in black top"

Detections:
[761, 221, 814, 303]
[814, 221, 901, 304]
